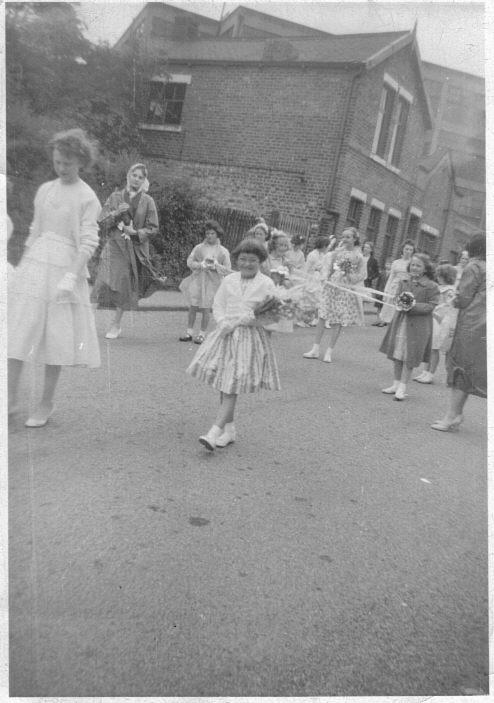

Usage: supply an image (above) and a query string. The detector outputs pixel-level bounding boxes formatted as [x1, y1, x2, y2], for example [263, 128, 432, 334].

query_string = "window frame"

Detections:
[382, 213, 400, 265]
[346, 196, 365, 228]
[140, 74, 191, 132]
[365, 206, 383, 244]
[371, 74, 413, 172]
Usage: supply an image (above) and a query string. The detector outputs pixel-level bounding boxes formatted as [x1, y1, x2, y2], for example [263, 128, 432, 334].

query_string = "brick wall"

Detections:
[328, 46, 439, 260]
[141, 63, 355, 218]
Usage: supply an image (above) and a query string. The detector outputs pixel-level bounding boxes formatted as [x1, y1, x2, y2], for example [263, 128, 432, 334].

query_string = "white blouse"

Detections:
[212, 271, 276, 324]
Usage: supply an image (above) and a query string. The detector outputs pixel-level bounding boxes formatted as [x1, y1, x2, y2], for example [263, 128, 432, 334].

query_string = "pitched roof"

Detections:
[158, 31, 411, 65]
[221, 5, 334, 37]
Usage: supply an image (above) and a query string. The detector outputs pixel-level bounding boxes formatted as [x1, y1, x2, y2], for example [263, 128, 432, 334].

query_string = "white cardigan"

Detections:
[212, 271, 276, 324]
[25, 178, 101, 274]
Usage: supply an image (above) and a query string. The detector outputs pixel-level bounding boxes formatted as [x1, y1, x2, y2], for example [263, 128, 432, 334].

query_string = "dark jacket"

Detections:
[380, 275, 440, 368]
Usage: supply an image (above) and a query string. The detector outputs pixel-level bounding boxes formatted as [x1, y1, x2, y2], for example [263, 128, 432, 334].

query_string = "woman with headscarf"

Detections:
[92, 163, 162, 339]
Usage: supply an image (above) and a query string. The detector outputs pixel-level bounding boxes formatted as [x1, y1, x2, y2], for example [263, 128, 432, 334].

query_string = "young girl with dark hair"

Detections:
[380, 253, 440, 400]
[187, 238, 280, 450]
[179, 220, 231, 344]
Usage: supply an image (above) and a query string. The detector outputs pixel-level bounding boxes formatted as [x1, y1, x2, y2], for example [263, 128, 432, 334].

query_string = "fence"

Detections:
[207, 205, 258, 251]
[207, 205, 315, 253]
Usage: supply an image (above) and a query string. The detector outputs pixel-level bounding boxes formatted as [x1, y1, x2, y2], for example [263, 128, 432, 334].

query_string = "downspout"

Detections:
[438, 174, 455, 259]
[324, 64, 364, 236]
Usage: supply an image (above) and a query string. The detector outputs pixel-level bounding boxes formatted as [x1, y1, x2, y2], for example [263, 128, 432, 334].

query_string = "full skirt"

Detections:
[8, 235, 100, 367]
[319, 282, 364, 326]
[179, 270, 222, 309]
[187, 324, 280, 394]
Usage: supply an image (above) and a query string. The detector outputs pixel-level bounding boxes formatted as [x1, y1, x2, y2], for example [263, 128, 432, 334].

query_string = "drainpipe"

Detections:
[324, 64, 364, 233]
[438, 175, 455, 259]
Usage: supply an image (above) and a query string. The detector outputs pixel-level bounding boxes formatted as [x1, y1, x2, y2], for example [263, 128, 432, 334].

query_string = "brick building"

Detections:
[116, 3, 481, 263]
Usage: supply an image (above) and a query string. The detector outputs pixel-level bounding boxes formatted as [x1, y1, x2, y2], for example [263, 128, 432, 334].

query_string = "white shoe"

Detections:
[394, 383, 407, 401]
[303, 347, 320, 359]
[105, 327, 122, 339]
[415, 372, 433, 384]
[382, 382, 399, 394]
[199, 425, 222, 451]
[413, 372, 426, 382]
[323, 348, 332, 363]
[25, 403, 54, 428]
[216, 423, 236, 447]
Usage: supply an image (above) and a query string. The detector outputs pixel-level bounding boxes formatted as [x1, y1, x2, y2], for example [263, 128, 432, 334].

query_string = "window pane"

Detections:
[390, 97, 409, 167]
[376, 86, 395, 158]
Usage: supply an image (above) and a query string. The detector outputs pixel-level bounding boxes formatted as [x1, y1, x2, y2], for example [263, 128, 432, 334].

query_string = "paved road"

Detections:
[9, 309, 488, 696]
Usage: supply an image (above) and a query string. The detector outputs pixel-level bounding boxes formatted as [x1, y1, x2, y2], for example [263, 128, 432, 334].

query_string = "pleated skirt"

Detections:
[186, 324, 280, 394]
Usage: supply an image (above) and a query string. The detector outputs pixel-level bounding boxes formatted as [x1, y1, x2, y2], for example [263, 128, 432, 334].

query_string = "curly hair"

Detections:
[314, 236, 330, 250]
[268, 230, 290, 253]
[49, 128, 97, 168]
[401, 239, 416, 255]
[342, 227, 360, 246]
[233, 238, 268, 263]
[436, 263, 457, 285]
[407, 252, 435, 280]
[204, 219, 224, 237]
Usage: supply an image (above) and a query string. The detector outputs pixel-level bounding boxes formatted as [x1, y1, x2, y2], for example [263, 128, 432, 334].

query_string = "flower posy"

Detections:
[254, 294, 295, 323]
[334, 252, 353, 275]
[397, 291, 415, 311]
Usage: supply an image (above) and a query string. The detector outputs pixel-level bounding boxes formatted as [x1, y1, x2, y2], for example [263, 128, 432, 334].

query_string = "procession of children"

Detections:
[7, 130, 486, 446]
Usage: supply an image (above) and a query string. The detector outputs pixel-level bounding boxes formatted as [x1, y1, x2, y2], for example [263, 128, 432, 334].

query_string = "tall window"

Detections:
[346, 197, 364, 228]
[419, 230, 437, 258]
[365, 207, 382, 243]
[390, 97, 410, 167]
[382, 215, 399, 264]
[406, 213, 420, 242]
[375, 84, 396, 159]
[372, 76, 413, 170]
[146, 81, 187, 125]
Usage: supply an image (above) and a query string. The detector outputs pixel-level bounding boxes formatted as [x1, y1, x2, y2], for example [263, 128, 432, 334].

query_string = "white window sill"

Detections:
[139, 123, 182, 132]
[370, 152, 401, 174]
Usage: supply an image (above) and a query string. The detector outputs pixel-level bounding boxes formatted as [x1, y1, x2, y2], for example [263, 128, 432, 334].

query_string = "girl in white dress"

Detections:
[8, 129, 101, 427]
[296, 236, 330, 325]
[187, 238, 280, 450]
[378, 239, 416, 325]
[179, 220, 231, 344]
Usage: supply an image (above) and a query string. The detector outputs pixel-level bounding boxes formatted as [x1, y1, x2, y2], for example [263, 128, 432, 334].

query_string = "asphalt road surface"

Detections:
[9, 310, 488, 696]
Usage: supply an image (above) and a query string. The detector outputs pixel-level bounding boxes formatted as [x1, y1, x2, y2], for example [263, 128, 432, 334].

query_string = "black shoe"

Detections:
[179, 333, 193, 341]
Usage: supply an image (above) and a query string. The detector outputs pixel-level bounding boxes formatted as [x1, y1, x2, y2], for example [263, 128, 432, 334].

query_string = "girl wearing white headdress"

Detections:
[92, 162, 163, 338]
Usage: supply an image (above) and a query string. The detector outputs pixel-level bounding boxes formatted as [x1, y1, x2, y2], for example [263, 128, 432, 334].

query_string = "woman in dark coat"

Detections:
[380, 253, 440, 400]
[431, 233, 486, 431]
[362, 240, 380, 288]
[92, 163, 163, 339]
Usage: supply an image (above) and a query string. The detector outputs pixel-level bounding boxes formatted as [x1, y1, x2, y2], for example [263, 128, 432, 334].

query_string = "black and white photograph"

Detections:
[3, 0, 488, 697]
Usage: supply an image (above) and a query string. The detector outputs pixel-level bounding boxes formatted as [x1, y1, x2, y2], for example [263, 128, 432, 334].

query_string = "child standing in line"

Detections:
[186, 238, 281, 450]
[380, 253, 440, 401]
[8, 128, 101, 427]
[179, 220, 231, 344]
[413, 263, 458, 384]
[296, 235, 329, 326]
[286, 234, 306, 271]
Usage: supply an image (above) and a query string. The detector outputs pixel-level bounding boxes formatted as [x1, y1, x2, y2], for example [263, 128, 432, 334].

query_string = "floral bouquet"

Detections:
[396, 291, 415, 311]
[270, 265, 290, 287]
[254, 294, 296, 325]
[333, 252, 353, 276]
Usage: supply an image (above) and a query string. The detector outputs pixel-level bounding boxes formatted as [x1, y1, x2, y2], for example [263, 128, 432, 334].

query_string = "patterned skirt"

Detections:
[186, 324, 280, 394]
[318, 282, 364, 326]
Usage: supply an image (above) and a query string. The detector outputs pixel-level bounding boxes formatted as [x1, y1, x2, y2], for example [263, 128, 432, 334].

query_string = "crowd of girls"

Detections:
[7, 130, 485, 442]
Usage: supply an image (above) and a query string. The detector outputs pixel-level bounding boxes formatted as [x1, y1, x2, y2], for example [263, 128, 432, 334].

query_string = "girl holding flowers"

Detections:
[303, 227, 365, 362]
[380, 252, 440, 400]
[295, 235, 330, 326]
[376, 239, 415, 326]
[187, 238, 281, 450]
[179, 220, 231, 344]
[8, 128, 101, 427]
